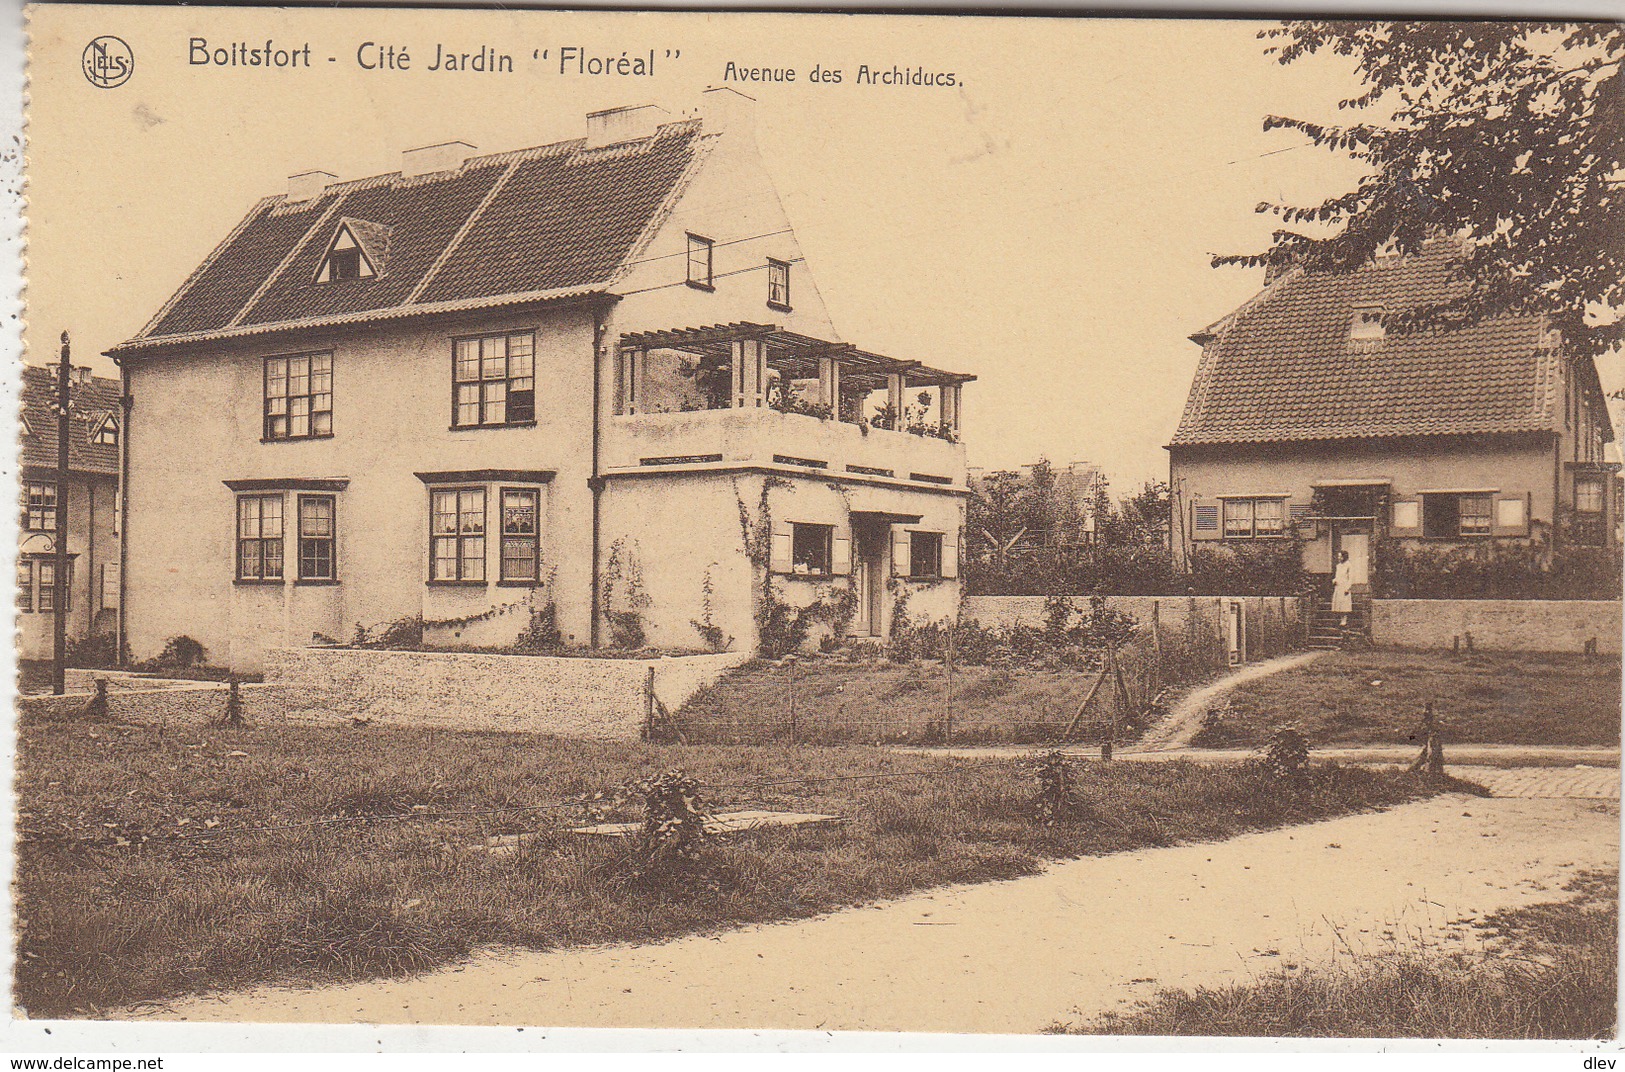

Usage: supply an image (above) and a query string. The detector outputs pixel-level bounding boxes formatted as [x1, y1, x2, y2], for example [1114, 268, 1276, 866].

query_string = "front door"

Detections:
[1334, 528, 1371, 588]
[850, 521, 888, 637]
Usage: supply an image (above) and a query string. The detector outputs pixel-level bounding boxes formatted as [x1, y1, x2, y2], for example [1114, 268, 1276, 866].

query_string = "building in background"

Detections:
[1169, 238, 1619, 618]
[17, 363, 121, 662]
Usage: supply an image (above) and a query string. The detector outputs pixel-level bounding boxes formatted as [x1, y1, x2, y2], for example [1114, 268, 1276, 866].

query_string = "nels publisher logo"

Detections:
[82, 35, 134, 89]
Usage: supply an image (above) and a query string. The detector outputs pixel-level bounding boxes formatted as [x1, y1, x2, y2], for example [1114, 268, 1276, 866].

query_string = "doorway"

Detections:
[850, 519, 889, 638]
[1333, 526, 1371, 587]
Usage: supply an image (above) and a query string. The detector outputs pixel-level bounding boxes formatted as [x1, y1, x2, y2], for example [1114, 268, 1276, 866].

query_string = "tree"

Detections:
[1220, 21, 1623, 360]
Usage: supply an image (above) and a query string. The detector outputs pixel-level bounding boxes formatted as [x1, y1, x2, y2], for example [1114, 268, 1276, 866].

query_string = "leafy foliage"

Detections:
[1375, 538, 1621, 600]
[1220, 22, 1623, 360]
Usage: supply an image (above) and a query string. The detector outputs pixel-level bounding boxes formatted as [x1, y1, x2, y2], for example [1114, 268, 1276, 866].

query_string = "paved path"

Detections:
[898, 743, 1622, 769]
[134, 791, 1618, 1032]
[1135, 651, 1325, 751]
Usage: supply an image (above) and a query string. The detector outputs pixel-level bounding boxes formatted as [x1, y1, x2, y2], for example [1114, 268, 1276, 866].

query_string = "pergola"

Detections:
[616, 322, 974, 431]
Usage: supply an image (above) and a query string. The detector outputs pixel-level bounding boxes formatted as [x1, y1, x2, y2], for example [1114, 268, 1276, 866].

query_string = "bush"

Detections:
[65, 632, 123, 669]
[964, 540, 1310, 598]
[1376, 539, 1621, 600]
[149, 635, 206, 671]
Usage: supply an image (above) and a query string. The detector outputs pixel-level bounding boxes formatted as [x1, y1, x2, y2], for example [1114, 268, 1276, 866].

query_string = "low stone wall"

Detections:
[18, 681, 287, 726]
[263, 647, 752, 738]
[1371, 599, 1622, 654]
[961, 594, 1305, 659]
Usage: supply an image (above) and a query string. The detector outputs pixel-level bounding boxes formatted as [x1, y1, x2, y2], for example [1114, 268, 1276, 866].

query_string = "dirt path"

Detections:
[133, 790, 1617, 1033]
[1134, 651, 1325, 752]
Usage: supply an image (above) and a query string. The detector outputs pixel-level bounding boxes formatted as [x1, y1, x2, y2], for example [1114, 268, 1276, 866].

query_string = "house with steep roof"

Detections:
[17, 364, 122, 661]
[108, 90, 973, 671]
[1168, 238, 1618, 625]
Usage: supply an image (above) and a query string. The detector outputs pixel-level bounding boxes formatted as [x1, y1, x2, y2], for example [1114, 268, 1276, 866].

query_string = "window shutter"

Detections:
[831, 533, 851, 575]
[941, 535, 959, 579]
[1191, 501, 1221, 541]
[892, 528, 912, 576]
[99, 562, 119, 611]
[1389, 499, 1421, 536]
[1494, 495, 1530, 537]
[770, 529, 792, 574]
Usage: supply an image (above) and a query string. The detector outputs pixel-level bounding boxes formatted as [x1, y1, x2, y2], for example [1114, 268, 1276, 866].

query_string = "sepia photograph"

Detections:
[8, 1, 1622, 1049]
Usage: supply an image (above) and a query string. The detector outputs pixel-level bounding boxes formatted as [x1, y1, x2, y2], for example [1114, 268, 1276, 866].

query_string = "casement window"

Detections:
[909, 531, 944, 579]
[22, 482, 57, 532]
[767, 259, 791, 309]
[430, 487, 486, 582]
[236, 493, 286, 580]
[1222, 497, 1286, 539]
[16, 560, 31, 612]
[264, 352, 333, 440]
[34, 560, 70, 613]
[499, 488, 541, 583]
[1421, 493, 1494, 538]
[452, 332, 535, 428]
[790, 522, 834, 576]
[297, 495, 337, 581]
[1573, 475, 1608, 547]
[686, 234, 714, 289]
[1577, 475, 1606, 516]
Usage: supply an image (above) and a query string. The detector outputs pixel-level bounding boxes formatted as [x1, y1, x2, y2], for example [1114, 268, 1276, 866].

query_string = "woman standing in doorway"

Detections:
[1332, 549, 1355, 631]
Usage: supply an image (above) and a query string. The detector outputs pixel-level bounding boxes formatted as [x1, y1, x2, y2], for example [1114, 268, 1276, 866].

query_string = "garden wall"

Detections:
[17, 681, 287, 726]
[1371, 599, 1622, 654]
[262, 647, 752, 738]
[961, 594, 1305, 659]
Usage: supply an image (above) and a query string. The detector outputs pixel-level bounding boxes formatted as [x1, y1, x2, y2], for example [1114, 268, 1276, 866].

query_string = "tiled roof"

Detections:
[1171, 240, 1575, 447]
[113, 122, 711, 354]
[20, 365, 121, 476]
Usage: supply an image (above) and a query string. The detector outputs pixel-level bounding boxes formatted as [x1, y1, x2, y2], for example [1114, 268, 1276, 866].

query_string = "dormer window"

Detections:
[1349, 307, 1385, 351]
[316, 219, 389, 283]
[20, 415, 32, 437]
[89, 413, 118, 446]
[767, 259, 791, 310]
[686, 234, 714, 290]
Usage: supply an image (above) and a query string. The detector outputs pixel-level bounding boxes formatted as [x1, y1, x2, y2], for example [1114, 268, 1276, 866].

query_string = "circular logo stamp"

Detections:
[82, 36, 133, 89]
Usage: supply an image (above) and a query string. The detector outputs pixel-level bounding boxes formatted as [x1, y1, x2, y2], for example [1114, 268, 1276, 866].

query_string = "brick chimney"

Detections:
[287, 170, 336, 203]
[697, 86, 755, 137]
[584, 104, 670, 149]
[401, 141, 477, 178]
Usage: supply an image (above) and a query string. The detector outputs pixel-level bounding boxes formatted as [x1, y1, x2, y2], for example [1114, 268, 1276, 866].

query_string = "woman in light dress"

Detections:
[1332, 549, 1354, 630]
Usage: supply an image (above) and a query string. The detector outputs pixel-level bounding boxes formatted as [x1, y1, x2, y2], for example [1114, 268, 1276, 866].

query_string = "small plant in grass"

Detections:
[1024, 748, 1081, 826]
[1259, 728, 1311, 783]
[629, 768, 713, 886]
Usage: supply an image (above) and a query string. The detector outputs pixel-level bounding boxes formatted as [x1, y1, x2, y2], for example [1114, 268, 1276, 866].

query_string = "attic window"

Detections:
[90, 414, 118, 446]
[1349, 307, 1385, 350]
[19, 415, 31, 437]
[316, 220, 388, 283]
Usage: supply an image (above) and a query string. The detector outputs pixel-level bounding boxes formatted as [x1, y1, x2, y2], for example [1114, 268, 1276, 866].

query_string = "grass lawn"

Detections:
[1196, 649, 1622, 748]
[676, 657, 1147, 745]
[18, 713, 1448, 1018]
[1063, 870, 1618, 1039]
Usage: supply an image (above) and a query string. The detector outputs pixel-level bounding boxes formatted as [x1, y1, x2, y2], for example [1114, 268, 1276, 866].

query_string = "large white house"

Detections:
[109, 89, 973, 671]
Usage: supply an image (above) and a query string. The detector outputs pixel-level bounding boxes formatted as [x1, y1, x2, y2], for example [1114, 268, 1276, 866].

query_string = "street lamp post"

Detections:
[52, 331, 71, 696]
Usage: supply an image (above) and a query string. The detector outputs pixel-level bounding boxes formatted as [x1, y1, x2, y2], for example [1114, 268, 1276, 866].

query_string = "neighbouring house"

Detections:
[17, 363, 122, 661]
[107, 89, 973, 672]
[1168, 238, 1619, 620]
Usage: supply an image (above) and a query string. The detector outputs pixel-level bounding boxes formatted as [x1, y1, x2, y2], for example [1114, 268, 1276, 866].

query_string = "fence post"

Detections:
[944, 622, 955, 745]
[1150, 600, 1163, 691]
[785, 656, 798, 744]
[644, 665, 656, 740]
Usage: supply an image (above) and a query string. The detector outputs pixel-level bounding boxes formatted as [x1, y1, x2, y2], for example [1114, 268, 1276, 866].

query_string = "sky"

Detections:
[24, 7, 1623, 493]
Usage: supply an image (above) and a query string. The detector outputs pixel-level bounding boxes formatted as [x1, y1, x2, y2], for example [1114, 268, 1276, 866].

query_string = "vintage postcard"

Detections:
[9, 0, 1622, 1050]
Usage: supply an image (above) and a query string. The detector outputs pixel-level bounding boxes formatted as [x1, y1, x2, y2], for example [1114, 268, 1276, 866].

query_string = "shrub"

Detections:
[150, 635, 206, 671]
[1376, 539, 1621, 600]
[65, 632, 123, 669]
